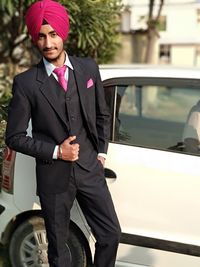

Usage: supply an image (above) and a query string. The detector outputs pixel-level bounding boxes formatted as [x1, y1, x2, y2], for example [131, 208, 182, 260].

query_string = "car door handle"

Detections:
[104, 168, 117, 179]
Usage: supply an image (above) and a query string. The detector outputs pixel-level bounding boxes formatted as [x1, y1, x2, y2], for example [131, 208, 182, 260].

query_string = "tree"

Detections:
[132, 0, 164, 64]
[0, 0, 122, 67]
[145, 0, 164, 63]
[64, 0, 122, 63]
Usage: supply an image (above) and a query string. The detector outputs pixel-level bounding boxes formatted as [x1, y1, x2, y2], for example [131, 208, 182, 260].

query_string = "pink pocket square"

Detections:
[87, 78, 94, 88]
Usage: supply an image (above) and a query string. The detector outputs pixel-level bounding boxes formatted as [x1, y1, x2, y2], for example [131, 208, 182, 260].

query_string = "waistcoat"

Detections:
[52, 69, 98, 170]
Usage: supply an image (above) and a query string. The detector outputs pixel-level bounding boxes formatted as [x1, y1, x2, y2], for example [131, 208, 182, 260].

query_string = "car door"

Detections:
[103, 77, 200, 267]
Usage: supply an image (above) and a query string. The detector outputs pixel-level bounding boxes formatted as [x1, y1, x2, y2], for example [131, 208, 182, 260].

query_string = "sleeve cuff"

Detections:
[98, 153, 107, 159]
[53, 145, 59, 159]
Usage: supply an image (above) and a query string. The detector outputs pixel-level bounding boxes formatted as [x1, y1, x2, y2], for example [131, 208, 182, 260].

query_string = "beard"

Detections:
[40, 46, 65, 65]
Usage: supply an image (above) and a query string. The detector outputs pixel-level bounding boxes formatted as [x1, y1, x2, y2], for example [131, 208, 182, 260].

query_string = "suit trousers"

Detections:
[39, 161, 121, 267]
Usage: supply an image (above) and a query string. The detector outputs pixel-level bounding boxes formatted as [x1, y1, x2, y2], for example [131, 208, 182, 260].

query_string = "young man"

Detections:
[5, 0, 121, 267]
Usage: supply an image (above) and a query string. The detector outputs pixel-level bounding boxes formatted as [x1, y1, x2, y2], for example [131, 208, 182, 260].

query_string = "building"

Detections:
[116, 0, 200, 66]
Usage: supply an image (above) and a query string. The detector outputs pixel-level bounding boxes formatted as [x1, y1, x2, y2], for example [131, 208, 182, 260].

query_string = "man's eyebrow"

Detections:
[38, 32, 46, 36]
[38, 30, 56, 36]
[49, 30, 56, 34]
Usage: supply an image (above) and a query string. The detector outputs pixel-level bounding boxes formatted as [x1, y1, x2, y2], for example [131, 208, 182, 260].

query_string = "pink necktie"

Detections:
[53, 65, 68, 91]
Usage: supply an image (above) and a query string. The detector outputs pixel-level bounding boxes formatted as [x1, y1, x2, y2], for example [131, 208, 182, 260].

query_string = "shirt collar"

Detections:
[43, 52, 73, 77]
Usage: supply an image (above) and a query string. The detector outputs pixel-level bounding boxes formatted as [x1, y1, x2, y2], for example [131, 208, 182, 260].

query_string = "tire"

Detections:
[9, 216, 89, 267]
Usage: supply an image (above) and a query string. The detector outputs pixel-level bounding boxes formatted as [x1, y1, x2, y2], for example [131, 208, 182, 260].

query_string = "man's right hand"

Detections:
[59, 136, 79, 161]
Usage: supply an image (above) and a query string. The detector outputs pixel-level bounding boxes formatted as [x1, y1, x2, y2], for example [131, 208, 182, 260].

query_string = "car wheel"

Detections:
[9, 216, 89, 267]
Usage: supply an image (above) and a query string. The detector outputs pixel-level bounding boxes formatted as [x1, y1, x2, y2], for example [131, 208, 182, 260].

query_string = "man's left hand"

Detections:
[97, 155, 105, 167]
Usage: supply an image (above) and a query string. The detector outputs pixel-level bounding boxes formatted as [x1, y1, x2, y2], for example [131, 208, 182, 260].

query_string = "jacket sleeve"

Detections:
[5, 77, 55, 160]
[93, 61, 111, 154]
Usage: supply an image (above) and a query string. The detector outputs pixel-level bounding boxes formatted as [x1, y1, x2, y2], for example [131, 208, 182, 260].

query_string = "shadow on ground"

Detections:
[0, 244, 10, 267]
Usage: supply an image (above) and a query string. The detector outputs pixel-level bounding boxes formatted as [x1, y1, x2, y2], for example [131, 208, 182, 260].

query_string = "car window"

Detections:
[104, 77, 200, 156]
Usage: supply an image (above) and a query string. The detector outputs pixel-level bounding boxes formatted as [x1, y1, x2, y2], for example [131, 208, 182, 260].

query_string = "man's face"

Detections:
[36, 24, 64, 63]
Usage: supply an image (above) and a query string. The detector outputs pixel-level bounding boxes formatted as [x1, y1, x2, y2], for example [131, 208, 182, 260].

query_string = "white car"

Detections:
[1, 65, 200, 267]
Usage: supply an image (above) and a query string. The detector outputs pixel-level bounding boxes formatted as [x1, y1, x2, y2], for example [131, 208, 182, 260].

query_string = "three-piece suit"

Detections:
[6, 56, 121, 267]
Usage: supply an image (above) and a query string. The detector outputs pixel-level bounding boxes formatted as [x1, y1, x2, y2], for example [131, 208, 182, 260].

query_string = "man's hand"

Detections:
[59, 136, 79, 161]
[97, 155, 105, 167]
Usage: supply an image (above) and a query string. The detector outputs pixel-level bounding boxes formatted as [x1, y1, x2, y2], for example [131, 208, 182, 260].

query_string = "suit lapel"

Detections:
[36, 60, 69, 129]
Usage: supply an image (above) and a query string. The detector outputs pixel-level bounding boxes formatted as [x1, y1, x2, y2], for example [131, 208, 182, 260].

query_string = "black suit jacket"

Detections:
[5, 56, 110, 194]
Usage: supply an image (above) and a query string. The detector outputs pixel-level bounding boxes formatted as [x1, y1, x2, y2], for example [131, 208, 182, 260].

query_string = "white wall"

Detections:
[171, 45, 196, 66]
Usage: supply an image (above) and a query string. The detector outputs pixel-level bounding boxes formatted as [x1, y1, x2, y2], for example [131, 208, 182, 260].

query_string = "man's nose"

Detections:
[45, 36, 52, 48]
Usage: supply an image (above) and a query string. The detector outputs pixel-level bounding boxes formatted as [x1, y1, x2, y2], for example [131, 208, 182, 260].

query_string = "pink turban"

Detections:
[25, 0, 70, 43]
